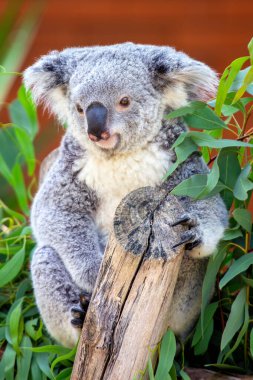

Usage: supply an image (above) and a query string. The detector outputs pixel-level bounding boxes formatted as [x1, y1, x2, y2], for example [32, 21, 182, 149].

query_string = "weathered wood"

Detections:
[71, 187, 187, 380]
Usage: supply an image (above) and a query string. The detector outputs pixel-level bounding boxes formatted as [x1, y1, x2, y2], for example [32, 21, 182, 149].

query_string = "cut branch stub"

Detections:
[114, 186, 185, 260]
[71, 187, 187, 380]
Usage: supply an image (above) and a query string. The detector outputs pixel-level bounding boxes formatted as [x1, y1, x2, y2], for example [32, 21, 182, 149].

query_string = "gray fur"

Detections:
[24, 42, 228, 347]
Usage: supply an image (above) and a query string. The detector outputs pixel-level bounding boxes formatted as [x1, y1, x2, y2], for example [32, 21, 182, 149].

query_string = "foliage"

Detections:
[0, 32, 253, 379]
[0, 86, 75, 378]
[141, 39, 253, 379]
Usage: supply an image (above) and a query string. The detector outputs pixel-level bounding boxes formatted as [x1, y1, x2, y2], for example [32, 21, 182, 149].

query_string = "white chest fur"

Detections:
[75, 144, 173, 236]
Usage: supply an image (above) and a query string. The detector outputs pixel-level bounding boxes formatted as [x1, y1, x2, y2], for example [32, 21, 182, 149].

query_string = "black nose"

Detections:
[86, 102, 108, 140]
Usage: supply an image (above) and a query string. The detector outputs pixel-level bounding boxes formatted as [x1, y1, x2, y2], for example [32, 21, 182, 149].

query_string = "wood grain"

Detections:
[71, 188, 187, 380]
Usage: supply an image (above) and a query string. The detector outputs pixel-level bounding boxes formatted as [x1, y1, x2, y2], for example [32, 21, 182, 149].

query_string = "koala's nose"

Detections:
[86, 102, 109, 141]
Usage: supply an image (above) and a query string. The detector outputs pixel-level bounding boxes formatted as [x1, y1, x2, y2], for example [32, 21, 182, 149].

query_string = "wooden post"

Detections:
[71, 186, 187, 380]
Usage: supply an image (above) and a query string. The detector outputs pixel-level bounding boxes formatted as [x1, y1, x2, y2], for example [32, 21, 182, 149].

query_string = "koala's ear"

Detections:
[23, 50, 77, 121]
[148, 48, 218, 104]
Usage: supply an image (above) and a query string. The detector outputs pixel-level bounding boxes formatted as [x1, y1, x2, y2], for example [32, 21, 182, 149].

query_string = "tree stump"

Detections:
[71, 186, 187, 380]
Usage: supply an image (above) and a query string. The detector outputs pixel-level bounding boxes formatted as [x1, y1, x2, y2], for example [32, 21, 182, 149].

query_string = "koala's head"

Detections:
[24, 43, 217, 155]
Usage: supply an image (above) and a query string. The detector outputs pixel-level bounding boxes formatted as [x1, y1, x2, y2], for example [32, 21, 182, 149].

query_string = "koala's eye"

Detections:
[76, 103, 84, 114]
[119, 97, 130, 107]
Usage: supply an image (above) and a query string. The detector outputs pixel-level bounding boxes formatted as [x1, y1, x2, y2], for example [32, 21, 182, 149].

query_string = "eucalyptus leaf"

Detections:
[233, 208, 252, 232]
[223, 303, 249, 362]
[220, 288, 246, 350]
[171, 174, 207, 198]
[248, 37, 253, 64]
[220, 253, 253, 289]
[222, 228, 242, 241]
[155, 330, 176, 380]
[16, 336, 33, 380]
[148, 357, 156, 380]
[0, 243, 26, 287]
[201, 244, 227, 329]
[183, 106, 226, 130]
[233, 164, 253, 201]
[192, 302, 218, 346]
[9, 297, 23, 352]
[215, 56, 249, 116]
[250, 328, 253, 358]
[165, 101, 205, 119]
[194, 319, 214, 356]
[2, 343, 16, 380]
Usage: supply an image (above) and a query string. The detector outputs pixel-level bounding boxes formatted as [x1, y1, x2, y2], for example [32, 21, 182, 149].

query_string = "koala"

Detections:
[24, 43, 228, 348]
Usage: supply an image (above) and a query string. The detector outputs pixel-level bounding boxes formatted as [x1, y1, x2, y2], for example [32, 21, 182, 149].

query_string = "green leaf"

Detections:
[148, 357, 156, 380]
[155, 330, 176, 380]
[0, 243, 26, 287]
[220, 288, 246, 350]
[173, 131, 253, 150]
[18, 85, 38, 139]
[171, 174, 207, 198]
[179, 369, 191, 380]
[25, 318, 43, 341]
[16, 336, 33, 380]
[232, 66, 253, 103]
[192, 302, 218, 346]
[165, 101, 206, 119]
[184, 108, 226, 130]
[169, 364, 177, 380]
[8, 297, 23, 352]
[233, 208, 252, 232]
[50, 345, 76, 372]
[1, 343, 16, 380]
[35, 352, 55, 380]
[197, 159, 220, 198]
[250, 328, 253, 358]
[220, 253, 253, 289]
[0, 152, 15, 186]
[194, 319, 214, 356]
[28, 344, 71, 355]
[228, 67, 253, 93]
[164, 137, 198, 179]
[223, 303, 249, 362]
[217, 148, 241, 190]
[241, 275, 253, 287]
[166, 101, 227, 130]
[233, 164, 253, 201]
[215, 56, 249, 116]
[201, 244, 227, 329]
[12, 125, 36, 176]
[222, 228, 242, 241]
[11, 162, 29, 214]
[55, 368, 72, 380]
[31, 357, 44, 380]
[248, 37, 253, 64]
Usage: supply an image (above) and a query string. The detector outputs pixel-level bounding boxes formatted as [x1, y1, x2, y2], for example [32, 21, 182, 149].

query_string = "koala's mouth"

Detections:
[93, 133, 120, 150]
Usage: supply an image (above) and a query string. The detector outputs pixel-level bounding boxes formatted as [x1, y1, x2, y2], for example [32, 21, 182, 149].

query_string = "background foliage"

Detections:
[0, 32, 253, 380]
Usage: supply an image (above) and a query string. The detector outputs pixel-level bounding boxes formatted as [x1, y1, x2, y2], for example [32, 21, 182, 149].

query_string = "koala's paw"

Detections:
[171, 214, 203, 254]
[70, 291, 91, 329]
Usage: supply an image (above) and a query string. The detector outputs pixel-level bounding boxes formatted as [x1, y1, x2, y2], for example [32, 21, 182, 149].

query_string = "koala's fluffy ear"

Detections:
[148, 47, 218, 106]
[23, 50, 77, 121]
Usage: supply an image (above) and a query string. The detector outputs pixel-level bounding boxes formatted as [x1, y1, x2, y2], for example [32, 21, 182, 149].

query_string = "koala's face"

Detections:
[24, 43, 217, 154]
[68, 51, 163, 152]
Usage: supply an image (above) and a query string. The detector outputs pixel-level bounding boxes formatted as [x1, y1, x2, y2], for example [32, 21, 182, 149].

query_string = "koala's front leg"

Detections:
[171, 195, 228, 258]
[164, 153, 228, 258]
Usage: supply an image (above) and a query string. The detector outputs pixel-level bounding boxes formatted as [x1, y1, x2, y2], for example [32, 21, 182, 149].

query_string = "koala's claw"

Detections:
[172, 230, 197, 249]
[71, 317, 84, 328]
[70, 291, 91, 329]
[185, 238, 202, 251]
[171, 214, 197, 228]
